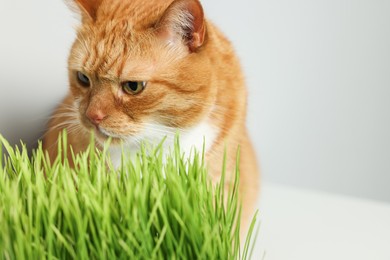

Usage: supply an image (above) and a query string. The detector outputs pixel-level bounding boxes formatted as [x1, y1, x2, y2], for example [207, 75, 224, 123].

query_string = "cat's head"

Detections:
[67, 0, 217, 144]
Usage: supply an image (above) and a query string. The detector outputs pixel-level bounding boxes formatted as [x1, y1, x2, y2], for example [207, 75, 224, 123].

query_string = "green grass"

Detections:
[0, 132, 257, 259]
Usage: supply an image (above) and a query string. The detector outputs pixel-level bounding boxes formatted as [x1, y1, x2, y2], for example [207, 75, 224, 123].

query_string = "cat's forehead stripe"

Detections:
[74, 34, 184, 80]
[98, 0, 174, 28]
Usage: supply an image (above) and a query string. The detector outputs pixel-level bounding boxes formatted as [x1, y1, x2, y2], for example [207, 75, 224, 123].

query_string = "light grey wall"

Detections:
[1, 0, 389, 202]
[0, 0, 73, 148]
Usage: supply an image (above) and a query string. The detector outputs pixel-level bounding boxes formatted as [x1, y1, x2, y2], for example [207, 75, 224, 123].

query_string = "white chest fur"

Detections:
[108, 120, 218, 168]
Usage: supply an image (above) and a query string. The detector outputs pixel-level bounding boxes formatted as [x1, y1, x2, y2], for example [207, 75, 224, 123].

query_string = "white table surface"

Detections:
[251, 183, 390, 260]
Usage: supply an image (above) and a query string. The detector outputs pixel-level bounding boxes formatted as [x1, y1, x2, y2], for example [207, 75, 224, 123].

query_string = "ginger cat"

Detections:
[43, 0, 259, 232]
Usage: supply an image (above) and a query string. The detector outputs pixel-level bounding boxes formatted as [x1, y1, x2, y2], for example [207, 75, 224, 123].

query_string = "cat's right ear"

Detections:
[156, 0, 207, 53]
[66, 0, 102, 22]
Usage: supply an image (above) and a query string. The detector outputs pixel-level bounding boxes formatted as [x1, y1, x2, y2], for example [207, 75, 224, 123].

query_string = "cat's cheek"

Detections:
[69, 83, 89, 100]
[115, 96, 134, 120]
[73, 100, 93, 131]
[73, 98, 83, 114]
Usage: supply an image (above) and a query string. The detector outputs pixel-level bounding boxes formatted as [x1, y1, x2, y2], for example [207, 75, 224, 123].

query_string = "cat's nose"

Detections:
[86, 110, 107, 126]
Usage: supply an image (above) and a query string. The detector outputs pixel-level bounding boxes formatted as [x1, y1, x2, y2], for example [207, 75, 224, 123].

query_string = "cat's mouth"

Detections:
[80, 117, 130, 145]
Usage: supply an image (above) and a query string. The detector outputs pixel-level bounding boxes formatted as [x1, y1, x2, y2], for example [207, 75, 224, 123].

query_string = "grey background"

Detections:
[1, 0, 389, 202]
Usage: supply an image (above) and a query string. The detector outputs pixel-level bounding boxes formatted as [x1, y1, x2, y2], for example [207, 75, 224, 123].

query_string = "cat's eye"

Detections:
[122, 81, 146, 95]
[76, 71, 90, 87]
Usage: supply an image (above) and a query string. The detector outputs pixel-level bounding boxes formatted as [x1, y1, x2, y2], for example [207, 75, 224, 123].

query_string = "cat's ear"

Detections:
[156, 0, 206, 52]
[66, 0, 102, 21]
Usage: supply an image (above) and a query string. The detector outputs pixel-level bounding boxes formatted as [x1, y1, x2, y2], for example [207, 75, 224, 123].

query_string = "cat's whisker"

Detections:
[39, 123, 86, 153]
[141, 124, 177, 135]
[49, 120, 80, 131]
[154, 107, 236, 124]
[143, 117, 185, 129]
[38, 121, 78, 141]
[141, 128, 178, 140]
[44, 119, 79, 133]
[123, 135, 142, 149]
[142, 121, 179, 129]
[47, 113, 78, 120]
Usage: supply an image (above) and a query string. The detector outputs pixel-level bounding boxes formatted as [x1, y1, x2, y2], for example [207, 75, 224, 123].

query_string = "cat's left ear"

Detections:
[156, 0, 206, 52]
[66, 0, 102, 21]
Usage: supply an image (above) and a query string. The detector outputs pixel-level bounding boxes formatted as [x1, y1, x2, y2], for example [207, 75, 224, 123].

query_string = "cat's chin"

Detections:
[92, 127, 124, 145]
